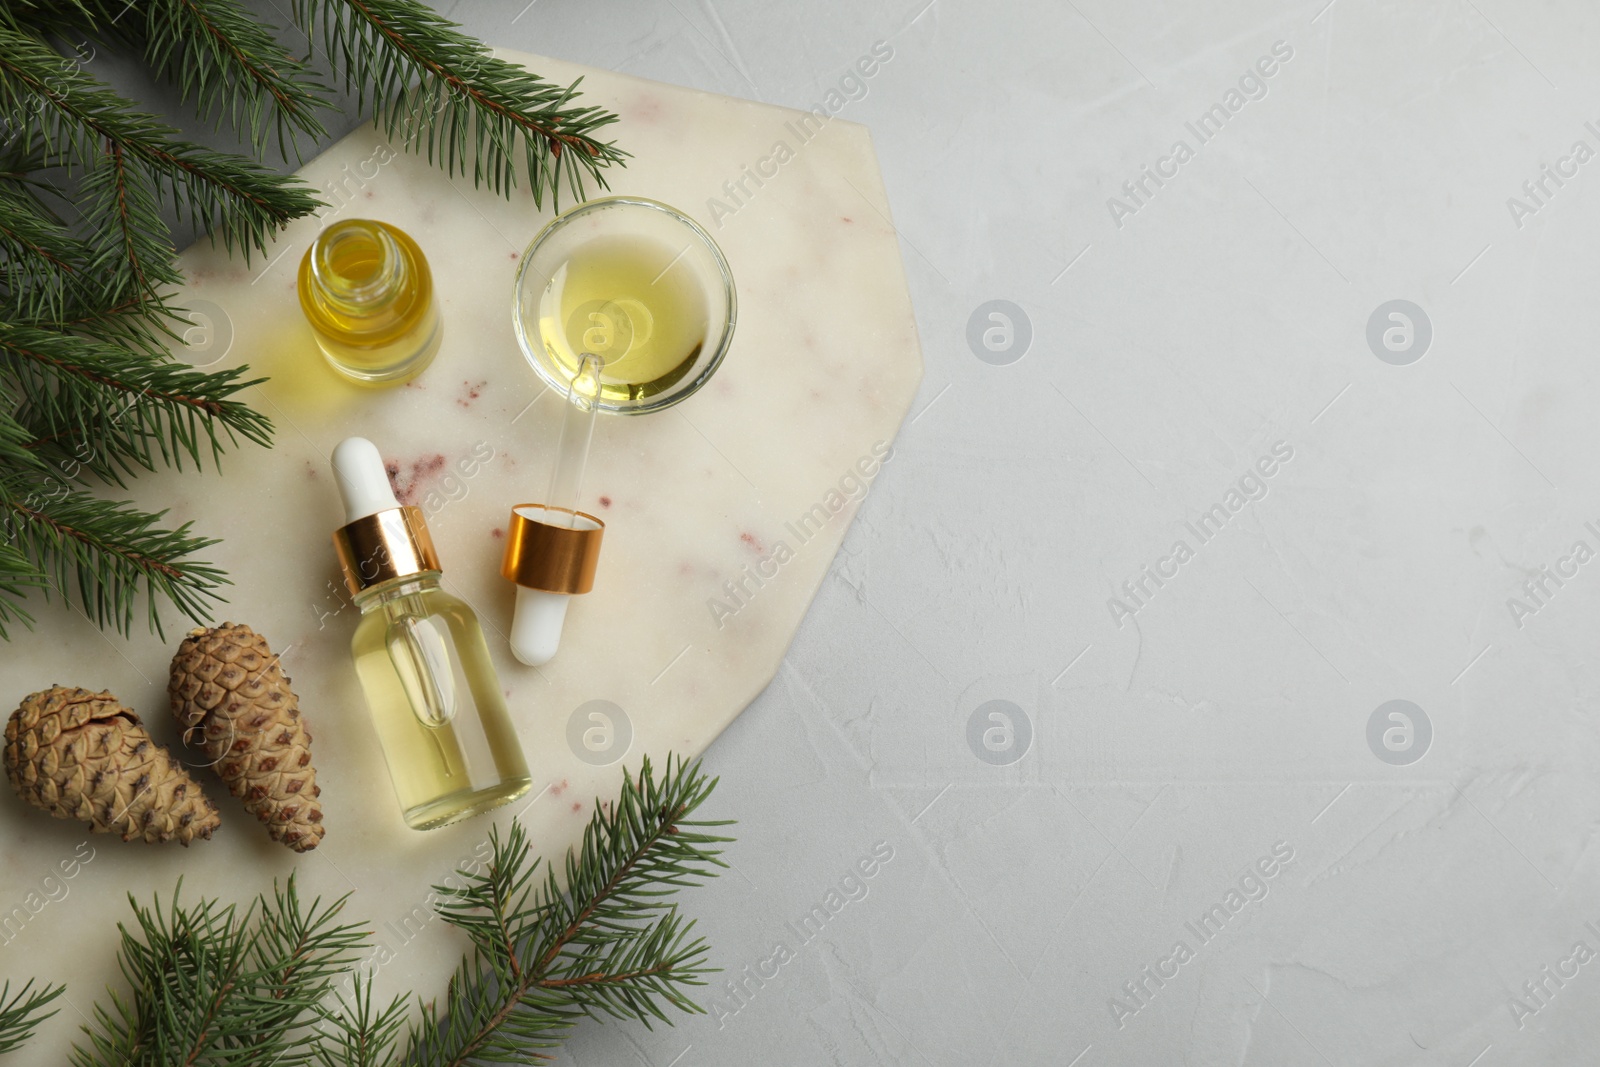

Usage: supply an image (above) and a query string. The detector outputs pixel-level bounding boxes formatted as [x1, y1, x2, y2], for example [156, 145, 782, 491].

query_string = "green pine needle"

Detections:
[68, 879, 371, 1067]
[0, 979, 65, 1055]
[1, 483, 230, 637]
[0, 25, 324, 262]
[312, 975, 409, 1067]
[405, 754, 730, 1065]
[0, 539, 45, 639]
[294, 0, 629, 207]
[0, 322, 273, 481]
[141, 0, 332, 152]
[0, 180, 94, 326]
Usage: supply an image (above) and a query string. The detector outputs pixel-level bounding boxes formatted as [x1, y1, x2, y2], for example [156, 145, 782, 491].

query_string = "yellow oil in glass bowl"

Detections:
[536, 233, 710, 407]
[513, 198, 735, 415]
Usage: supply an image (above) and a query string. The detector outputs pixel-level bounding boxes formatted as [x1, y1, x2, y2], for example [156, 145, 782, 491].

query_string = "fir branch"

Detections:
[1, 484, 229, 637]
[0, 2, 113, 42]
[0, 372, 50, 469]
[292, 0, 627, 206]
[0, 150, 189, 349]
[0, 539, 43, 638]
[16, 294, 178, 360]
[0, 180, 91, 325]
[0, 25, 322, 260]
[0, 979, 64, 1055]
[0, 408, 48, 637]
[80, 140, 184, 313]
[3, 0, 327, 154]
[0, 322, 272, 481]
[67, 879, 369, 1067]
[140, 0, 330, 152]
[312, 977, 408, 1067]
[404, 755, 730, 1065]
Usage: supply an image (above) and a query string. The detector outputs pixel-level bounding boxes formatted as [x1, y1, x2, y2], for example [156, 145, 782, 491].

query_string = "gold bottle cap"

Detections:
[500, 504, 604, 595]
[333, 505, 441, 596]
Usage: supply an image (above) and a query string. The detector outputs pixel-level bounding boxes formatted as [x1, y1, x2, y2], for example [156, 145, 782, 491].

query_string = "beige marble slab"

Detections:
[0, 48, 921, 1048]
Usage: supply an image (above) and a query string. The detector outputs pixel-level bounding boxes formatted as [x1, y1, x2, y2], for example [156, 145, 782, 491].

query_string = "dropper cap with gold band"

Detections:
[502, 506, 603, 594]
[331, 438, 442, 595]
[502, 353, 606, 666]
[501, 504, 604, 665]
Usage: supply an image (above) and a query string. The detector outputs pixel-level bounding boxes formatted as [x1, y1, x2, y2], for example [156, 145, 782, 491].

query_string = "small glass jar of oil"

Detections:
[512, 197, 736, 415]
[299, 219, 441, 385]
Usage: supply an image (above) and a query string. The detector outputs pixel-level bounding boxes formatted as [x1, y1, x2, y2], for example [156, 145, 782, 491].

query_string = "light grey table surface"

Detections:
[92, 0, 1600, 1063]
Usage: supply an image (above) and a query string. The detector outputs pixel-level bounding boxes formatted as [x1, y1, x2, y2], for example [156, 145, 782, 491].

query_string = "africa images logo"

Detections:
[1105, 40, 1295, 230]
[1107, 442, 1294, 627]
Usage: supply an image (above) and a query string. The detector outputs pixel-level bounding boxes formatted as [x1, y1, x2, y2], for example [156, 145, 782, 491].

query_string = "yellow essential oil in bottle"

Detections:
[298, 219, 441, 385]
[331, 438, 530, 830]
[349, 579, 528, 829]
[536, 234, 709, 407]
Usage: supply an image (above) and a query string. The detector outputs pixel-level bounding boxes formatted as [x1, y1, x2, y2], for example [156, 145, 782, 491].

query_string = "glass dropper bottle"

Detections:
[501, 352, 607, 666]
[330, 437, 531, 829]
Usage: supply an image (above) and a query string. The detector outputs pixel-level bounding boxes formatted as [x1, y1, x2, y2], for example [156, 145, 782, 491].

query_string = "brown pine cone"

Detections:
[169, 623, 324, 852]
[3, 687, 220, 845]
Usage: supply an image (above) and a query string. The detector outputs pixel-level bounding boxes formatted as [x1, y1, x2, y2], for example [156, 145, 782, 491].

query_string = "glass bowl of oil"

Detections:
[512, 197, 736, 415]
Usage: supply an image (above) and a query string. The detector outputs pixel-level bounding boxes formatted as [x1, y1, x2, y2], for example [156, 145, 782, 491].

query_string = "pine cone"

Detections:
[3, 687, 220, 844]
[169, 623, 324, 852]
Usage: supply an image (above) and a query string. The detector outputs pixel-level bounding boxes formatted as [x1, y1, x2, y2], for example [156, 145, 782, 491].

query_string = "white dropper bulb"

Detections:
[508, 354, 603, 668]
[511, 582, 569, 666]
[332, 437, 399, 521]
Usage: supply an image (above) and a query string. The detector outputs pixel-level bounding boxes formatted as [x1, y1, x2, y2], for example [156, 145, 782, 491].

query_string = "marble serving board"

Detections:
[0, 48, 921, 1046]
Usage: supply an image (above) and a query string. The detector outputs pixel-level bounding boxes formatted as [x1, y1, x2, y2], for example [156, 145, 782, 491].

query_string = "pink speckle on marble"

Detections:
[740, 531, 764, 553]
[632, 94, 663, 121]
[491, 527, 504, 539]
[457, 379, 487, 409]
[570, 802, 582, 813]
[385, 453, 447, 505]
[551, 778, 568, 796]
[599, 495, 612, 508]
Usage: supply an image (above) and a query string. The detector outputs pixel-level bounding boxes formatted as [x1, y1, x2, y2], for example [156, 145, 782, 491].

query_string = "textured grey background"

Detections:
[86, 0, 1600, 1063]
